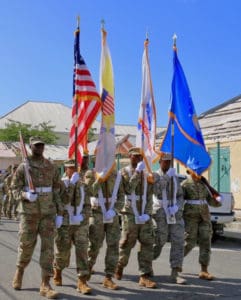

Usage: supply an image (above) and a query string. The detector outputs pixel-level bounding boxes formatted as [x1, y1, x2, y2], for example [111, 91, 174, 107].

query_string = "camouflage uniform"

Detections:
[152, 169, 185, 273]
[54, 174, 91, 277]
[181, 176, 221, 274]
[5, 167, 19, 219]
[3, 175, 10, 217]
[87, 169, 124, 287]
[0, 173, 6, 221]
[11, 156, 63, 278]
[116, 164, 155, 282]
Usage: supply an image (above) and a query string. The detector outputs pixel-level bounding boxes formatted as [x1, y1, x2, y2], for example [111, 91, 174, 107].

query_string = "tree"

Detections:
[0, 120, 58, 144]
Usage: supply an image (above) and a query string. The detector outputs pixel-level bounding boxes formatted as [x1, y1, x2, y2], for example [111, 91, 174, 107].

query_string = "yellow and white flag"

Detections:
[95, 27, 116, 181]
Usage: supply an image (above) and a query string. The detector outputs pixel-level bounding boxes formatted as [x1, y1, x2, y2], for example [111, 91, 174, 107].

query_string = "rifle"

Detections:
[19, 132, 35, 193]
[200, 176, 221, 200]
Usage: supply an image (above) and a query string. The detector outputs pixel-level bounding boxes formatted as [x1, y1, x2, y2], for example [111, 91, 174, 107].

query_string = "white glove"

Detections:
[136, 161, 145, 172]
[166, 167, 176, 178]
[24, 191, 38, 202]
[55, 215, 63, 228]
[71, 214, 84, 224]
[98, 167, 107, 178]
[62, 179, 70, 188]
[215, 195, 223, 203]
[105, 209, 116, 220]
[168, 204, 178, 215]
[138, 214, 150, 223]
[70, 172, 80, 185]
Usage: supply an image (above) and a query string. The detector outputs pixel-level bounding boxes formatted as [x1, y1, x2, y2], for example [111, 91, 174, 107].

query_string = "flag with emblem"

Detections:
[68, 23, 101, 165]
[95, 27, 116, 181]
[136, 38, 157, 173]
[160, 42, 211, 175]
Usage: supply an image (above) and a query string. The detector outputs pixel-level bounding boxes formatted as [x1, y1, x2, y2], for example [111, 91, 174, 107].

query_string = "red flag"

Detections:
[68, 26, 101, 165]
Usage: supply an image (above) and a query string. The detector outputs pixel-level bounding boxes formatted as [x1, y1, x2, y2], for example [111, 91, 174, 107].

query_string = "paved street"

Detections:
[0, 217, 241, 300]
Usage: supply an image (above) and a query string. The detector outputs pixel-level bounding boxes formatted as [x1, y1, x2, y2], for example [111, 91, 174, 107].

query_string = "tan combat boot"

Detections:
[170, 268, 186, 284]
[53, 268, 62, 286]
[85, 265, 94, 281]
[103, 275, 118, 290]
[39, 276, 58, 299]
[199, 265, 214, 280]
[114, 263, 123, 280]
[139, 275, 157, 288]
[77, 276, 92, 294]
[12, 267, 24, 290]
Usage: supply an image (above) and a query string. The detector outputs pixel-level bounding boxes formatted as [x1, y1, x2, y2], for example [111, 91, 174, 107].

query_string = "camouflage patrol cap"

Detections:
[128, 147, 142, 156]
[159, 152, 172, 161]
[64, 159, 76, 167]
[29, 136, 45, 145]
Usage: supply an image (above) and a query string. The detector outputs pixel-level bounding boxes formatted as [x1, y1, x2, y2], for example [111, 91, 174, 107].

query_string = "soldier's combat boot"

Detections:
[114, 263, 123, 280]
[170, 268, 186, 284]
[85, 265, 94, 281]
[199, 265, 214, 280]
[53, 268, 62, 286]
[103, 275, 118, 290]
[139, 275, 157, 288]
[77, 276, 92, 294]
[12, 266, 24, 290]
[39, 276, 58, 299]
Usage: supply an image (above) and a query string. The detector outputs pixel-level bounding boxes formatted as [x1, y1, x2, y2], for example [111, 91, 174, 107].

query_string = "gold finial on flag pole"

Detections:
[172, 33, 177, 51]
[101, 19, 105, 29]
[77, 15, 80, 28]
[146, 28, 149, 40]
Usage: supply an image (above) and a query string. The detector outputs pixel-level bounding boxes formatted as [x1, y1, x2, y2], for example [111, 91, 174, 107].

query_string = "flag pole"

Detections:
[168, 34, 178, 223]
[171, 33, 177, 172]
[74, 15, 80, 170]
[73, 16, 80, 216]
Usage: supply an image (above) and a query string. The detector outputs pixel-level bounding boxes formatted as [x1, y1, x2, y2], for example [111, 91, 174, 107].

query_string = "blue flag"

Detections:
[160, 48, 211, 175]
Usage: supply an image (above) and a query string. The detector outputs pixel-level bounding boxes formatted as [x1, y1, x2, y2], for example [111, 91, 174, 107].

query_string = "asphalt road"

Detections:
[0, 218, 241, 300]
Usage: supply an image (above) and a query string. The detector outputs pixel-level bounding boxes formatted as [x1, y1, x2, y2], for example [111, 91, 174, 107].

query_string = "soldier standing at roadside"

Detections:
[0, 170, 7, 223]
[181, 171, 222, 280]
[11, 136, 63, 299]
[5, 164, 19, 220]
[53, 158, 92, 295]
[114, 147, 156, 289]
[152, 153, 186, 284]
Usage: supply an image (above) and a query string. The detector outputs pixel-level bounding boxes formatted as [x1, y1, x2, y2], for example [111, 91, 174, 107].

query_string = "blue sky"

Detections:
[0, 0, 240, 126]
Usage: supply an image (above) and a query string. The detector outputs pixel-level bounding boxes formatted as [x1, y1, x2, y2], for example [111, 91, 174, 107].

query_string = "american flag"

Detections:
[68, 26, 101, 165]
[101, 88, 114, 116]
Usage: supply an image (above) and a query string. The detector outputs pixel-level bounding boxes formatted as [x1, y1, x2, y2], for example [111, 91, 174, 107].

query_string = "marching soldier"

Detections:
[114, 147, 156, 288]
[53, 158, 92, 295]
[86, 166, 124, 290]
[11, 136, 63, 299]
[181, 170, 222, 280]
[152, 153, 186, 284]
